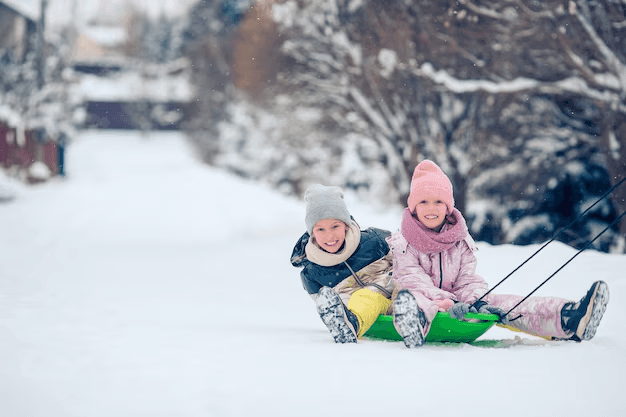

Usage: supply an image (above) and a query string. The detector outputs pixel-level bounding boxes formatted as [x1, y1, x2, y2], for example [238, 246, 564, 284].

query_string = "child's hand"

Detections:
[436, 299, 455, 311]
[447, 302, 477, 320]
[478, 304, 512, 324]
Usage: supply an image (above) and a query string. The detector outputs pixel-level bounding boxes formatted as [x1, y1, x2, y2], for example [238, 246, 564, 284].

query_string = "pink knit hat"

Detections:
[407, 160, 454, 214]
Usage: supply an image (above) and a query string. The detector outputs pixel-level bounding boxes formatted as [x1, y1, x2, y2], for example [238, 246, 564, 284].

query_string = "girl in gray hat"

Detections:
[290, 184, 397, 343]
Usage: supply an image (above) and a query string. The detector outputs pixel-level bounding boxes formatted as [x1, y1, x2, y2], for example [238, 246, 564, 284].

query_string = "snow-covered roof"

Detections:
[71, 66, 194, 102]
[66, 22, 138, 66]
[0, 0, 39, 21]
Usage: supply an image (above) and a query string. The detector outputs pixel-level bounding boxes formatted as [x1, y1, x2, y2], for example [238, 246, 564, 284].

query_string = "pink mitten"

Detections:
[436, 299, 455, 311]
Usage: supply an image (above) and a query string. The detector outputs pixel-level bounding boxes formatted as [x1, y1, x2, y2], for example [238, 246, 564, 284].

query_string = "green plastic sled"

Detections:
[364, 312, 499, 343]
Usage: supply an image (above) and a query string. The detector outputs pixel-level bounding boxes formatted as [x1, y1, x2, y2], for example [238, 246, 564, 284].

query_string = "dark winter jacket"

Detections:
[290, 225, 395, 303]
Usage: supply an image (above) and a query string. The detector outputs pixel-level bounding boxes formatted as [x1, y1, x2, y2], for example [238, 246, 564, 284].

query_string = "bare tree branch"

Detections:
[571, 1, 626, 90]
[414, 62, 625, 112]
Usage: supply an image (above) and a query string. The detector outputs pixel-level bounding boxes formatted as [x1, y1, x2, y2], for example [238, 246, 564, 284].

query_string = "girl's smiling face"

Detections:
[312, 219, 349, 253]
[414, 195, 448, 231]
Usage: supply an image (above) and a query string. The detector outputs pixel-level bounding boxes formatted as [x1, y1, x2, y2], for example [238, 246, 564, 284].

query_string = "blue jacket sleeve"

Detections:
[301, 270, 322, 295]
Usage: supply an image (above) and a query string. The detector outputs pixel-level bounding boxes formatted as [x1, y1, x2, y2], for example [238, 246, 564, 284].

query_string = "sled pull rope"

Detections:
[471, 176, 626, 309]
[505, 210, 626, 320]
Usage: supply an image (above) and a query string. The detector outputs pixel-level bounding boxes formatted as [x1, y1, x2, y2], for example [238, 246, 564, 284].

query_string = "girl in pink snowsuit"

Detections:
[387, 159, 610, 348]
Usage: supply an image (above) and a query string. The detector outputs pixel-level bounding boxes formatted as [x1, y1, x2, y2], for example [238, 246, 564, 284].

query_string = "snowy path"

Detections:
[1, 131, 624, 417]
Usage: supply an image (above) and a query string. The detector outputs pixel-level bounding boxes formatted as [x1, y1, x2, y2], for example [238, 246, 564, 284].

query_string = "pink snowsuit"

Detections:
[387, 209, 572, 340]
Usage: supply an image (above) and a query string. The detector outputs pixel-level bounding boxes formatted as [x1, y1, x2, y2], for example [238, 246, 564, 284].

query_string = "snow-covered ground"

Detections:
[1, 131, 624, 417]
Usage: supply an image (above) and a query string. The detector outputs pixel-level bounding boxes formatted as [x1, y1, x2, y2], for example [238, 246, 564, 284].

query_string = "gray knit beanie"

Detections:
[304, 184, 352, 234]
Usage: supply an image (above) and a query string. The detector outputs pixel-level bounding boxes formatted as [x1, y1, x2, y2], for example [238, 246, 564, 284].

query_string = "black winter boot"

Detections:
[316, 286, 359, 343]
[393, 289, 427, 348]
[561, 281, 610, 341]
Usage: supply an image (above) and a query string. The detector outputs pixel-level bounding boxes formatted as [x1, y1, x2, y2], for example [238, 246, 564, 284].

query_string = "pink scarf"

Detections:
[401, 208, 468, 253]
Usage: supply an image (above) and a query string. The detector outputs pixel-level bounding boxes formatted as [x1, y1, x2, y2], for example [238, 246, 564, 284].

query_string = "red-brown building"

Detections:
[0, 117, 63, 183]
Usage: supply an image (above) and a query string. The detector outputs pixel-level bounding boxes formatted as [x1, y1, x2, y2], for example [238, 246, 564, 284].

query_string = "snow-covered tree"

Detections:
[183, 0, 626, 251]
[180, 0, 248, 164]
[0, 29, 77, 149]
